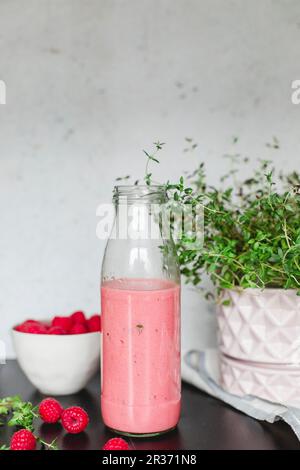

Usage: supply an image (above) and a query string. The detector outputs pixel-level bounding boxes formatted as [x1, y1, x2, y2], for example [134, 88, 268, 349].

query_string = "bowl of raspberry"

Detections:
[12, 311, 101, 395]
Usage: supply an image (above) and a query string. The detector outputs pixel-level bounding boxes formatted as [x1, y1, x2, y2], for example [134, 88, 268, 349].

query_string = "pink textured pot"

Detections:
[220, 354, 300, 407]
[218, 289, 300, 364]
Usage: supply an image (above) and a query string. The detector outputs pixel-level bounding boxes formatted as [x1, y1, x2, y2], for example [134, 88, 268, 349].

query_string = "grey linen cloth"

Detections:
[183, 348, 300, 441]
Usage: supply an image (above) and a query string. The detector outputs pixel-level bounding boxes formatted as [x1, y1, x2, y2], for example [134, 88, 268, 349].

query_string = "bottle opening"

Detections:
[113, 185, 167, 204]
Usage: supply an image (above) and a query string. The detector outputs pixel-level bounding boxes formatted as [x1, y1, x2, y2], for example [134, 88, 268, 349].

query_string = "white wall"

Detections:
[1, 0, 300, 358]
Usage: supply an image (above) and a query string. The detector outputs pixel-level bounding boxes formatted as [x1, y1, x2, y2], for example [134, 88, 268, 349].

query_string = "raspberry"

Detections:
[15, 320, 40, 330]
[102, 438, 129, 450]
[70, 311, 86, 324]
[61, 406, 89, 434]
[39, 398, 63, 423]
[10, 429, 36, 451]
[52, 316, 73, 332]
[69, 323, 88, 335]
[26, 324, 48, 334]
[87, 314, 101, 332]
[15, 321, 48, 334]
[48, 326, 67, 335]
[22, 319, 39, 324]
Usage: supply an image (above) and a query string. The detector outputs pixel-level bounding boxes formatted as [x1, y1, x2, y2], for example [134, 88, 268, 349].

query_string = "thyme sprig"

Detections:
[143, 141, 165, 186]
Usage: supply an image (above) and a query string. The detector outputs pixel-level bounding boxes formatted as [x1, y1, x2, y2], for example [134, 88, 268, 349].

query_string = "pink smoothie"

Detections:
[101, 278, 181, 435]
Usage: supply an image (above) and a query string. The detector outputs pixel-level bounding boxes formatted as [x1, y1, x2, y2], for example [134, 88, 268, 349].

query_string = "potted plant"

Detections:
[168, 156, 300, 405]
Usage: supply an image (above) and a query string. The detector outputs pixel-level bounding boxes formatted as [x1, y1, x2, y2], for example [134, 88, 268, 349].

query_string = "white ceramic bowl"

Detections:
[12, 328, 101, 395]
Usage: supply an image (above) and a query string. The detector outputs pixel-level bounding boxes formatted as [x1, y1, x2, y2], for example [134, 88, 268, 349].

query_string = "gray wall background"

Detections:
[1, 0, 300, 358]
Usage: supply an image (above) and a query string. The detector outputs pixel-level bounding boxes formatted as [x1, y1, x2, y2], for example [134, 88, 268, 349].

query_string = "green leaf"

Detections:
[154, 141, 165, 150]
[0, 396, 22, 416]
[0, 406, 8, 416]
[0, 444, 9, 450]
[8, 401, 38, 431]
[38, 437, 59, 451]
[148, 155, 159, 163]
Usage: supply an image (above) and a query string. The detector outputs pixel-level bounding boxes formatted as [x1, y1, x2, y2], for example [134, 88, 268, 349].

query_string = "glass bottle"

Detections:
[101, 185, 181, 436]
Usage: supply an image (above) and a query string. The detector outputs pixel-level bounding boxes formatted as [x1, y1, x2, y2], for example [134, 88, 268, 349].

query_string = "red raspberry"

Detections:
[15, 320, 40, 330]
[102, 437, 129, 450]
[39, 398, 63, 423]
[15, 323, 28, 332]
[27, 324, 48, 334]
[61, 406, 89, 434]
[10, 429, 36, 451]
[52, 316, 73, 332]
[87, 314, 101, 332]
[70, 311, 86, 324]
[15, 321, 48, 334]
[48, 326, 67, 335]
[69, 323, 88, 334]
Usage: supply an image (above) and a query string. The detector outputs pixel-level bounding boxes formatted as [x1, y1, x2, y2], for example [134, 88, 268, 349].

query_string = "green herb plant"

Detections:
[167, 156, 300, 300]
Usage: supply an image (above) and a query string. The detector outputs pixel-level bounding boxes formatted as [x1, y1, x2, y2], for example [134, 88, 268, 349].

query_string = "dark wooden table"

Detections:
[0, 361, 299, 450]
